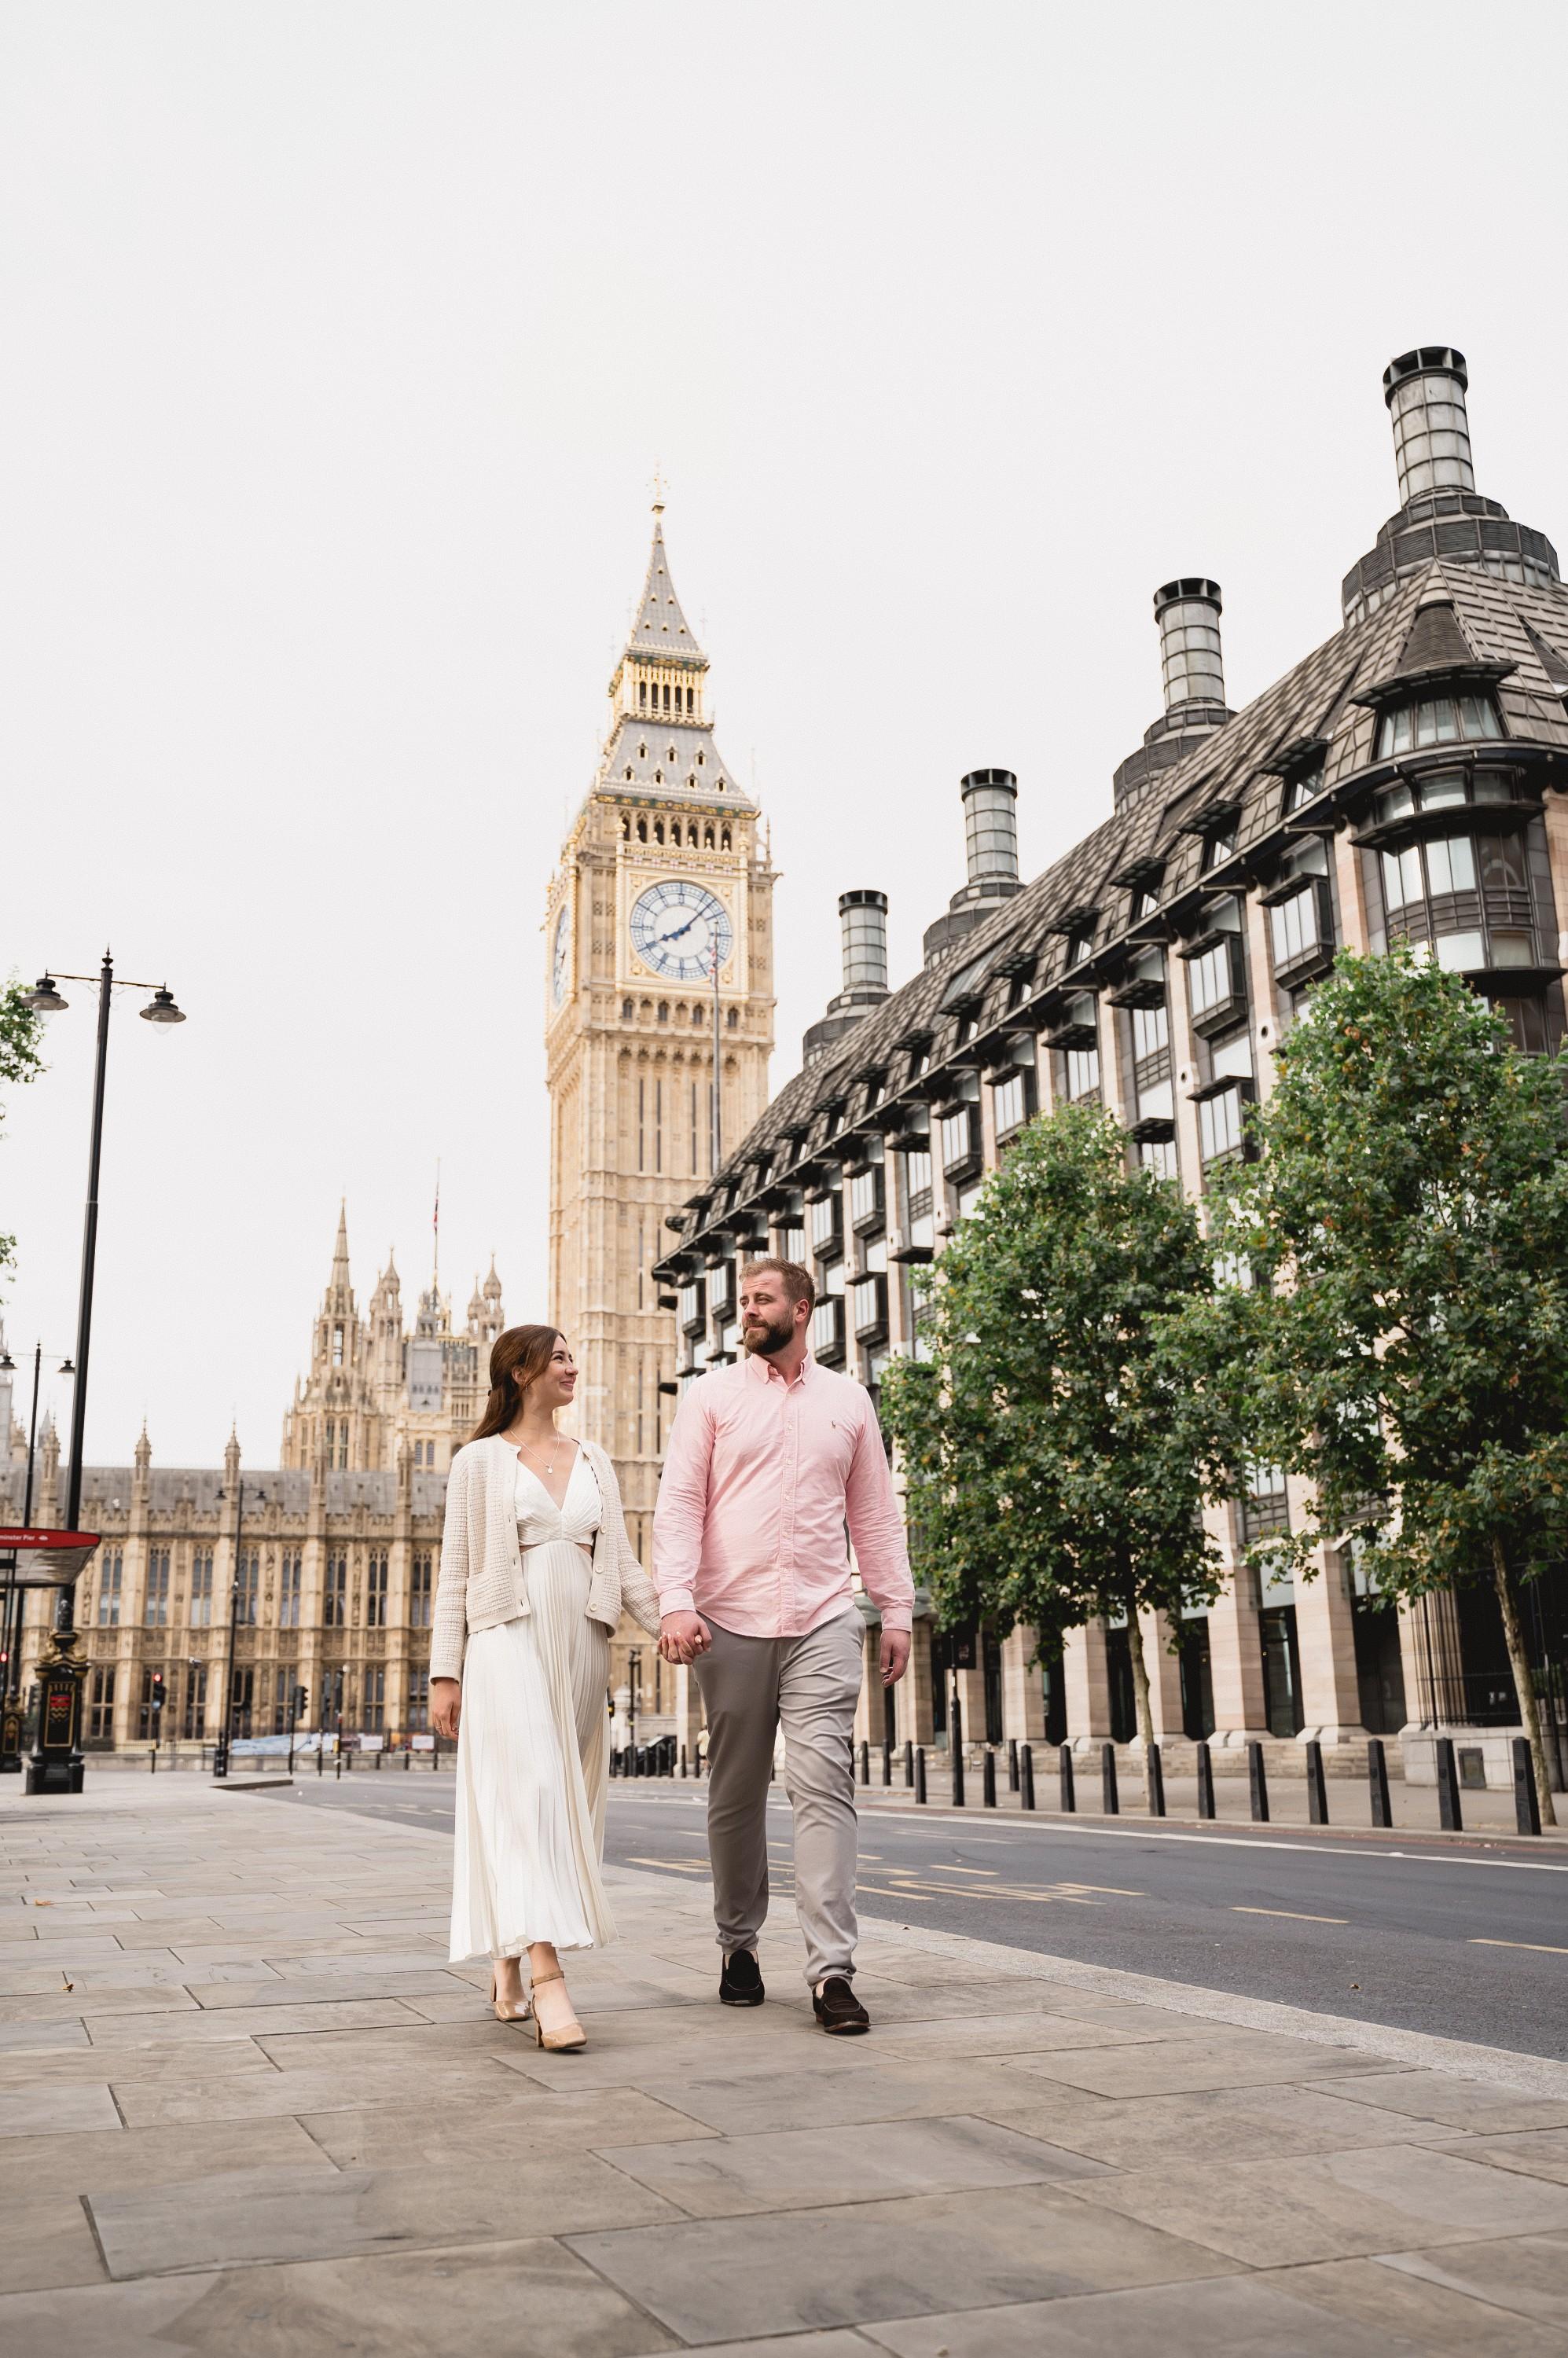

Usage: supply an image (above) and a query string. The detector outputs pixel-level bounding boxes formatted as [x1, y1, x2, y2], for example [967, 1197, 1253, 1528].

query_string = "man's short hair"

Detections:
[740, 1258, 816, 1313]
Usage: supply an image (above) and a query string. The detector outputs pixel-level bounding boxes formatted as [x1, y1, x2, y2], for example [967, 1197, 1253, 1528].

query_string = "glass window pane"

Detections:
[1419, 773, 1466, 809]
[1434, 930, 1484, 971]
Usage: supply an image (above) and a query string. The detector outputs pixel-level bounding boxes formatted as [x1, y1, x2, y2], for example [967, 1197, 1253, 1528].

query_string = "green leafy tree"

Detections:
[882, 1104, 1236, 1751]
[0, 980, 44, 1290]
[1193, 947, 1568, 1824]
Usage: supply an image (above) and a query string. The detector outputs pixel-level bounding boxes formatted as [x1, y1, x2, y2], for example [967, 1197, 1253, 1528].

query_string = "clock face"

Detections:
[550, 906, 570, 1006]
[630, 880, 734, 982]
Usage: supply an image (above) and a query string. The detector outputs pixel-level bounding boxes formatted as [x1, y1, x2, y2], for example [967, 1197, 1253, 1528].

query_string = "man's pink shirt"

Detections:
[652, 1348, 914, 1639]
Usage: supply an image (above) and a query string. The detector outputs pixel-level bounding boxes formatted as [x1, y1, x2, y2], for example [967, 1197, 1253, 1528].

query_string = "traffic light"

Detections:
[292, 1685, 307, 1723]
[150, 1671, 165, 1723]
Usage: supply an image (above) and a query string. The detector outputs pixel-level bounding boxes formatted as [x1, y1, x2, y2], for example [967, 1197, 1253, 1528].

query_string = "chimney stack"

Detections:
[1342, 345, 1559, 623]
[960, 768, 1020, 890]
[837, 888, 889, 997]
[802, 889, 891, 1063]
[923, 769, 1023, 965]
[1385, 347, 1474, 506]
[1153, 578, 1226, 715]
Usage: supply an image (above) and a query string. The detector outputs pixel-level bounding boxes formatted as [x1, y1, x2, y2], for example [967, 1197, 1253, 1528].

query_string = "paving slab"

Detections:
[0, 2238, 681, 2357]
[5, 1775, 1568, 2353]
[568, 2183, 1241, 2341]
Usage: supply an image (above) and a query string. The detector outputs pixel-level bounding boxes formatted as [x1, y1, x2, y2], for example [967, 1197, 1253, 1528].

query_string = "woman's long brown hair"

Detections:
[467, 1324, 564, 1444]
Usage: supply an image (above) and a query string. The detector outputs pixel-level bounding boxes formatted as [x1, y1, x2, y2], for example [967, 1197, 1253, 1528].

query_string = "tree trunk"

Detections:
[1126, 1595, 1156, 1756]
[1491, 1533, 1558, 1830]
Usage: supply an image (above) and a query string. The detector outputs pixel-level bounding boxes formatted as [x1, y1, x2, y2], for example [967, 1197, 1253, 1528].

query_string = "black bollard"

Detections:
[903, 1739, 914, 1789]
[859, 1740, 870, 1787]
[882, 1742, 892, 1787]
[679, 1745, 687, 1779]
[982, 1749, 997, 1808]
[951, 1742, 965, 1809]
[1247, 1739, 1269, 1822]
[1101, 1742, 1119, 1816]
[915, 1746, 927, 1804]
[1020, 1743, 1035, 1810]
[1008, 1738, 1019, 1792]
[1195, 1740, 1216, 1820]
[950, 1691, 965, 1807]
[1305, 1739, 1329, 1825]
[1512, 1735, 1542, 1837]
[1435, 1736, 1463, 1831]
[1367, 1736, 1392, 1828]
[1145, 1742, 1166, 1817]
[1059, 1743, 1076, 1813]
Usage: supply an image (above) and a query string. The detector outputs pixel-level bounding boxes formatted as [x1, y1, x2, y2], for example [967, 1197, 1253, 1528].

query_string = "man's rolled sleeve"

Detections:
[652, 1387, 713, 1619]
[845, 1397, 914, 1633]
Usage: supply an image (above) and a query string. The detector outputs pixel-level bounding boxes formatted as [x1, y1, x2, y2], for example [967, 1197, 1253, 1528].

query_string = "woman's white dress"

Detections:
[449, 1450, 615, 1959]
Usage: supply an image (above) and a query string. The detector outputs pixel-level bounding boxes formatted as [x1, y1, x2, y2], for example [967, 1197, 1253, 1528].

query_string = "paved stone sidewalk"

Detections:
[2, 1780, 1567, 2354]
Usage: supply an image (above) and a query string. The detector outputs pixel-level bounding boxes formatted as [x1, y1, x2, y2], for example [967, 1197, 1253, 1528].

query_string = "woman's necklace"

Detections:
[517, 1427, 564, 1479]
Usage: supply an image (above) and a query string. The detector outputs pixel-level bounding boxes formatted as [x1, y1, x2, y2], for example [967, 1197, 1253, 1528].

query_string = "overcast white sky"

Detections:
[6, 2, 1568, 1469]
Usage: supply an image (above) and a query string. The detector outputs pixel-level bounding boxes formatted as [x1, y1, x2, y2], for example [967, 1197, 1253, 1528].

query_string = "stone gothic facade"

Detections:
[1, 1215, 506, 1752]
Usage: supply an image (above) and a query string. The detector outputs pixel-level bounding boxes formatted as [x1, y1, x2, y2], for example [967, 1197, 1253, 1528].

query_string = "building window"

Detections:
[939, 1104, 982, 1180]
[1269, 882, 1327, 973]
[408, 1667, 430, 1732]
[1188, 938, 1243, 1025]
[850, 1162, 885, 1233]
[410, 1551, 433, 1629]
[363, 1666, 386, 1734]
[1065, 930, 1094, 968]
[238, 1550, 260, 1628]
[182, 1662, 208, 1743]
[280, 1551, 302, 1629]
[1239, 1463, 1291, 1545]
[1199, 1083, 1249, 1167]
[902, 1148, 935, 1255]
[332, 1324, 344, 1368]
[851, 1269, 888, 1343]
[1375, 692, 1503, 759]
[366, 1551, 388, 1630]
[1203, 827, 1236, 869]
[189, 1549, 213, 1629]
[991, 1067, 1034, 1142]
[88, 1665, 116, 1746]
[708, 1259, 737, 1320]
[1064, 1045, 1100, 1102]
[324, 1552, 348, 1629]
[229, 1664, 255, 1740]
[97, 1549, 122, 1627]
[1138, 1137, 1180, 1182]
[809, 1191, 843, 1257]
[144, 1549, 170, 1628]
[810, 1295, 846, 1364]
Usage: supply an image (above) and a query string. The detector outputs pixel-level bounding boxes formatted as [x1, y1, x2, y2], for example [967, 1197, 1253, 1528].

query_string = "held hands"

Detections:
[659, 1611, 713, 1666]
[431, 1678, 461, 1742]
[879, 1629, 912, 1688]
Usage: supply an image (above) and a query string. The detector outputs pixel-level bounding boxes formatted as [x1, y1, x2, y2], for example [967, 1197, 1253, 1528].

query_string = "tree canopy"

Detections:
[881, 1102, 1237, 1749]
[0, 980, 44, 1292]
[1190, 946, 1568, 1822]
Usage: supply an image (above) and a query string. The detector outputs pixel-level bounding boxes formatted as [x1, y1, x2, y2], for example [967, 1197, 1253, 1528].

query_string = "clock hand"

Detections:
[656, 911, 703, 944]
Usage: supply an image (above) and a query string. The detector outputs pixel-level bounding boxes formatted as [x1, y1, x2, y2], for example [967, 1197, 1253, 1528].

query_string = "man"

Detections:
[654, 1259, 913, 2033]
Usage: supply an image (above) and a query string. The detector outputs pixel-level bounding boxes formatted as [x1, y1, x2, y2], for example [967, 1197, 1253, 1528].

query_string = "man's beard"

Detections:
[742, 1314, 792, 1356]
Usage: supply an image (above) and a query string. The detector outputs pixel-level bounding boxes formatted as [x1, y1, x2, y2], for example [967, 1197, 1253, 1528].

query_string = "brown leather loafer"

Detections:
[813, 1976, 870, 2034]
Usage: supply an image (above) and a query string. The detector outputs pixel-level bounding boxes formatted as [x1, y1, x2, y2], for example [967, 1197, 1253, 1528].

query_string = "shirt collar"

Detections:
[744, 1345, 815, 1390]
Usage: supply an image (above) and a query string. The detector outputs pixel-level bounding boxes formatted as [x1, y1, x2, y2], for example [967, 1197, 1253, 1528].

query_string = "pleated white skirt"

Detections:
[448, 1537, 615, 1960]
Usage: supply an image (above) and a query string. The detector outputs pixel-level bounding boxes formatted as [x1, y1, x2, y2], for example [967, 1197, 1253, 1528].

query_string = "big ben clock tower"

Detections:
[545, 501, 776, 1574]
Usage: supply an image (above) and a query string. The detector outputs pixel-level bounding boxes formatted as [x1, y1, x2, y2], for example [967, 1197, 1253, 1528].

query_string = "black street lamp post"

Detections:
[627, 1645, 641, 1773]
[20, 955, 185, 1794]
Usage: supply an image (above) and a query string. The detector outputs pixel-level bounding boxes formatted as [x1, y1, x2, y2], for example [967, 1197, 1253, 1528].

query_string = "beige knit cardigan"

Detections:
[429, 1434, 662, 1683]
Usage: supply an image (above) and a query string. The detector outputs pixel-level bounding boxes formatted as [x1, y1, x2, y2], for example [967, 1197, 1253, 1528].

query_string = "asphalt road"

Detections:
[288, 1774, 1568, 2062]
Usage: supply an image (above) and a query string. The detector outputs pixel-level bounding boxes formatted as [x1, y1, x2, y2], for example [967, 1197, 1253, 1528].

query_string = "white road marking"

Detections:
[1233, 1906, 1349, 1924]
[1470, 1937, 1568, 1956]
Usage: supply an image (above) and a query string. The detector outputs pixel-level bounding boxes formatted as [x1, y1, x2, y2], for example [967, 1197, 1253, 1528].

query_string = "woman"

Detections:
[431, 1325, 660, 2050]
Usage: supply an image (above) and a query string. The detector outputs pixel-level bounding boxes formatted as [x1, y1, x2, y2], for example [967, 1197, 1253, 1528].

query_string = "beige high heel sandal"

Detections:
[529, 1966, 586, 2051]
[488, 1964, 533, 2024]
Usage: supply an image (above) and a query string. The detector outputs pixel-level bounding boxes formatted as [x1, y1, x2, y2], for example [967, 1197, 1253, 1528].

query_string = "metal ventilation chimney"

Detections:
[1385, 347, 1474, 505]
[803, 889, 891, 1063]
[1154, 578, 1226, 715]
[837, 888, 889, 997]
[1111, 590, 1232, 814]
[1342, 345, 1559, 624]
[923, 769, 1023, 965]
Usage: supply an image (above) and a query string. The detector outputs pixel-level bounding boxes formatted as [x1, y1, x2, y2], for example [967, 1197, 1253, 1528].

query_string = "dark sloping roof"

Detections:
[669, 559, 1568, 1258]
[626, 523, 703, 663]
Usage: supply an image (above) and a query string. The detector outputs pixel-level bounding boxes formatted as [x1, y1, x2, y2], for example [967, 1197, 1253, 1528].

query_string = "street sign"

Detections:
[0, 1528, 101, 1550]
